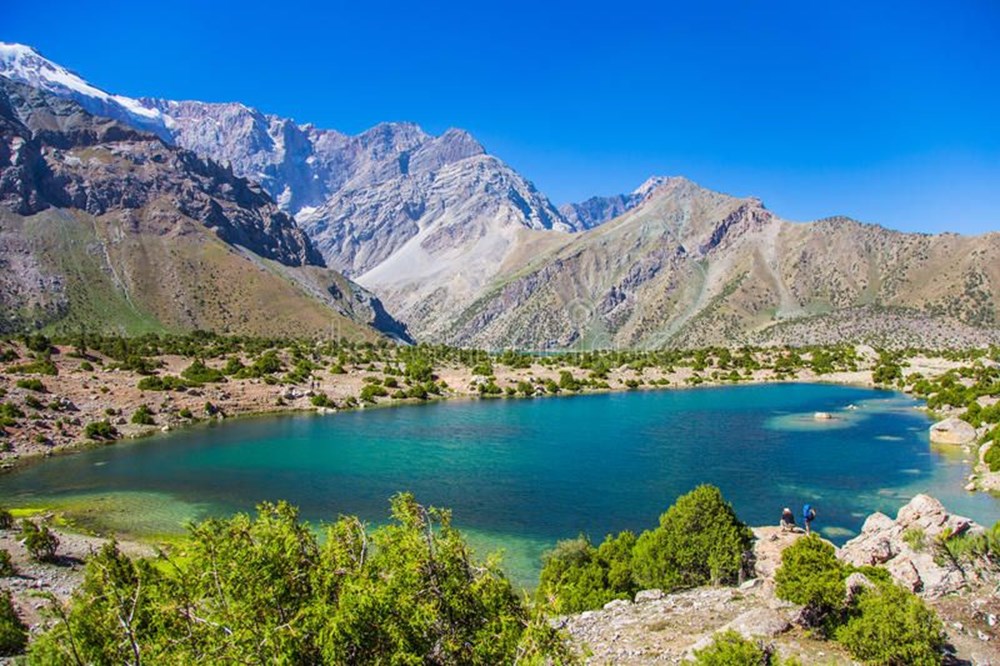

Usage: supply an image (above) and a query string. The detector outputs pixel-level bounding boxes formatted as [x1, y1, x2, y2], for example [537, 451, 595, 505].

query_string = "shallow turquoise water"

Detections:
[1, 384, 997, 587]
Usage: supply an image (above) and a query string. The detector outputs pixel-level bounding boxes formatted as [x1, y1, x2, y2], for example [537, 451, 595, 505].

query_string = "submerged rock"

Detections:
[930, 418, 977, 445]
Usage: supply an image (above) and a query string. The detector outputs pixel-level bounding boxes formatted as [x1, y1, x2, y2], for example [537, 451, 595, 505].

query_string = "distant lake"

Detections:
[1, 383, 997, 587]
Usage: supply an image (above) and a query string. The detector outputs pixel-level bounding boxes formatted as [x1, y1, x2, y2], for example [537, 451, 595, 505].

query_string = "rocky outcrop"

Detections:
[560, 586, 795, 665]
[0, 79, 321, 268]
[0, 77, 408, 340]
[930, 417, 978, 445]
[838, 494, 984, 598]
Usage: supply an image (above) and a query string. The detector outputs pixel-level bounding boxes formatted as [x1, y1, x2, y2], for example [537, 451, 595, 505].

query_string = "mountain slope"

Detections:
[3, 43, 999, 348]
[443, 178, 1000, 348]
[0, 44, 580, 337]
[0, 77, 407, 340]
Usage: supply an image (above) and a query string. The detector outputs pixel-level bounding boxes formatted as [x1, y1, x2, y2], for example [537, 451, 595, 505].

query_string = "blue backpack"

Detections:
[803, 504, 815, 521]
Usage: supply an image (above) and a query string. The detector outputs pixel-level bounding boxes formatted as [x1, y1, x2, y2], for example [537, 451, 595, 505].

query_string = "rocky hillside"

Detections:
[444, 178, 1000, 348]
[3, 42, 1000, 348]
[0, 77, 408, 339]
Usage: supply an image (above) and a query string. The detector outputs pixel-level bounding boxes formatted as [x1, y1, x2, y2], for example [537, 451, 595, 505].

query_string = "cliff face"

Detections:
[0, 77, 408, 340]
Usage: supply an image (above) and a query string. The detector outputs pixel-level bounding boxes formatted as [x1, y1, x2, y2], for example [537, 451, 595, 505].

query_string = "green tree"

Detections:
[774, 535, 847, 627]
[632, 485, 753, 591]
[536, 531, 637, 613]
[21, 520, 59, 562]
[835, 583, 944, 665]
[130, 405, 155, 425]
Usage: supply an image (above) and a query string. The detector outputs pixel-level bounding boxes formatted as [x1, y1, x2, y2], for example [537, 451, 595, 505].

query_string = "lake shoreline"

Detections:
[0, 343, 987, 500]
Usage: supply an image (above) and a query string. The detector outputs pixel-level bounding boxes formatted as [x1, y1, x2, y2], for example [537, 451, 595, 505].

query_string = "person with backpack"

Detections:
[803, 504, 817, 535]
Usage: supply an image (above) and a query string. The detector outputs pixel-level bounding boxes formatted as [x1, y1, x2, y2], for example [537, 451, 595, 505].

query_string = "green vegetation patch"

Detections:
[27, 495, 577, 664]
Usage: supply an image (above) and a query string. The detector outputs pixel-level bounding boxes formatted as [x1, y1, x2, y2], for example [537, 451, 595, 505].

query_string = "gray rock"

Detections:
[929, 418, 977, 445]
[724, 607, 790, 639]
[603, 599, 631, 611]
[844, 571, 876, 601]
[634, 589, 665, 603]
[840, 494, 985, 598]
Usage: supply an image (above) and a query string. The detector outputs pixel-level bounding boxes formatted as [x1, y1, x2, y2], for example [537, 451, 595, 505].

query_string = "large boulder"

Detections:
[838, 494, 984, 598]
[929, 417, 977, 445]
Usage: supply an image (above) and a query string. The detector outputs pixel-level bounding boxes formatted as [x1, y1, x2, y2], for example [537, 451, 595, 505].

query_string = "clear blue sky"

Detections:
[4, 1, 999, 233]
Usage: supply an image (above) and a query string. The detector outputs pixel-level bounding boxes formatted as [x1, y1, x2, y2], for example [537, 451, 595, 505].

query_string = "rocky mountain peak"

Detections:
[0, 77, 323, 268]
[0, 42, 173, 140]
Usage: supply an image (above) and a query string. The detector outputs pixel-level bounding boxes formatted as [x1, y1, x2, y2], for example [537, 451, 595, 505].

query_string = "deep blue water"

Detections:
[1, 383, 997, 586]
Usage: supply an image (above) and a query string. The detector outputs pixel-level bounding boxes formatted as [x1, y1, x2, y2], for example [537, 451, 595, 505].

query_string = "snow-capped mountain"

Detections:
[0, 42, 585, 337]
[0, 42, 173, 140]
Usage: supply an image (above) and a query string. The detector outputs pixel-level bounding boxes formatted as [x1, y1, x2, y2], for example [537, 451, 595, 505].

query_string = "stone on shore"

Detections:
[929, 418, 977, 445]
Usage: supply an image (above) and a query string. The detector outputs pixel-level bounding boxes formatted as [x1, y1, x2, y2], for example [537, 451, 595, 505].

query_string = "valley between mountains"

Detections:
[1, 41, 999, 348]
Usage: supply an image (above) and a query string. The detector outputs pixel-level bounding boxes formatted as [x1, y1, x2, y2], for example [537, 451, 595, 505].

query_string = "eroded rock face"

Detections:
[838, 494, 984, 598]
[930, 418, 978, 445]
[0, 79, 322, 268]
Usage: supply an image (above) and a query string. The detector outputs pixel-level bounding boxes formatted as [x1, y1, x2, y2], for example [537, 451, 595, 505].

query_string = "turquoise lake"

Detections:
[1, 383, 998, 587]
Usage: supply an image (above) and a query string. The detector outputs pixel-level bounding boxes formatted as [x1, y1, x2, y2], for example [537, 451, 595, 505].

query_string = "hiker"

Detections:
[780, 507, 795, 532]
[803, 504, 817, 535]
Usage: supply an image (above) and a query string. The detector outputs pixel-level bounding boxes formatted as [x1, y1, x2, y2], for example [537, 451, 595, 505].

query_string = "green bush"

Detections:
[22, 333, 51, 353]
[27, 496, 578, 664]
[471, 361, 494, 376]
[774, 535, 847, 625]
[0, 550, 15, 577]
[137, 375, 190, 391]
[359, 384, 388, 403]
[691, 629, 800, 665]
[20, 519, 59, 562]
[9, 358, 58, 376]
[181, 359, 226, 384]
[632, 485, 753, 591]
[310, 393, 334, 408]
[934, 521, 1000, 566]
[835, 583, 944, 665]
[83, 420, 118, 441]
[131, 405, 155, 426]
[406, 384, 429, 400]
[985, 440, 1000, 473]
[559, 371, 581, 391]
[15, 378, 46, 392]
[78, 360, 94, 372]
[902, 527, 927, 552]
[251, 350, 283, 375]
[0, 509, 12, 530]
[0, 589, 27, 656]
[222, 357, 245, 375]
[478, 380, 502, 396]
[537, 531, 637, 613]
[0, 403, 24, 427]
